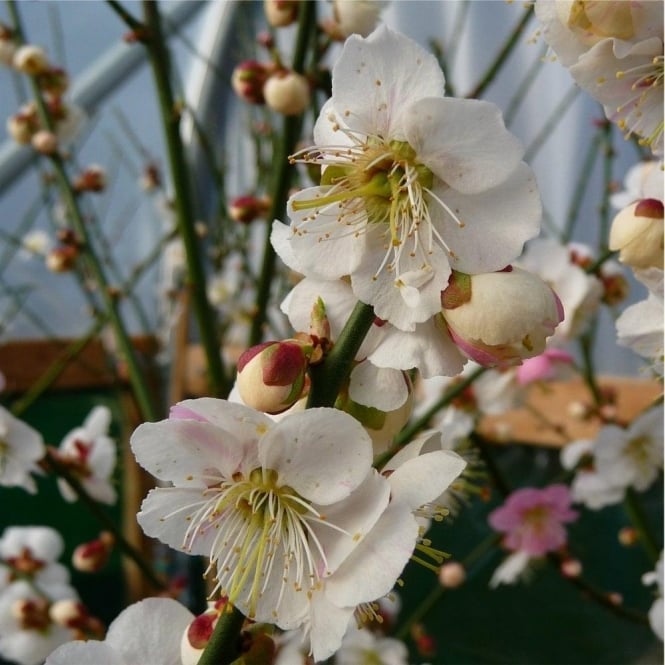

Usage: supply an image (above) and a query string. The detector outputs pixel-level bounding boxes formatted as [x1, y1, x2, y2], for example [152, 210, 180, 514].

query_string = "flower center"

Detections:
[622, 434, 651, 469]
[290, 128, 461, 291]
[615, 54, 664, 150]
[181, 467, 332, 621]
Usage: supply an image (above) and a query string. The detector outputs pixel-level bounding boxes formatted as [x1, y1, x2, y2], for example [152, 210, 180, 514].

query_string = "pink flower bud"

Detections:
[231, 60, 269, 105]
[0, 26, 17, 66]
[36, 65, 69, 98]
[442, 268, 564, 368]
[438, 561, 466, 588]
[263, 71, 310, 116]
[609, 198, 664, 270]
[228, 195, 270, 224]
[49, 599, 87, 628]
[73, 164, 107, 193]
[264, 0, 299, 27]
[332, 0, 385, 38]
[72, 532, 115, 572]
[180, 599, 229, 665]
[6, 103, 39, 144]
[236, 340, 310, 414]
[46, 245, 78, 272]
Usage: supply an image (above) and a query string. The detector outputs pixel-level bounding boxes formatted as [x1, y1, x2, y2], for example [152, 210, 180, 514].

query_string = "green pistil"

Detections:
[291, 171, 391, 212]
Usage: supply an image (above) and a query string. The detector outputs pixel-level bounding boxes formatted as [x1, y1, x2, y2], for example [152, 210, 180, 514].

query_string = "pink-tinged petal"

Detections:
[433, 162, 541, 275]
[130, 419, 247, 486]
[325, 502, 418, 607]
[170, 398, 272, 446]
[406, 97, 524, 194]
[516, 348, 574, 385]
[349, 363, 408, 412]
[105, 598, 194, 665]
[387, 450, 467, 510]
[330, 25, 445, 139]
[369, 317, 467, 379]
[260, 408, 372, 504]
[45, 641, 124, 665]
[312, 469, 390, 575]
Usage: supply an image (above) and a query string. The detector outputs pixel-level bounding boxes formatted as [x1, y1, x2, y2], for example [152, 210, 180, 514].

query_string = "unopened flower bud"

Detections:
[438, 561, 466, 588]
[264, 0, 299, 27]
[609, 199, 664, 270]
[264, 70, 310, 116]
[46, 245, 78, 272]
[31, 129, 58, 155]
[73, 164, 107, 193]
[229, 195, 270, 224]
[181, 599, 229, 665]
[560, 557, 582, 578]
[236, 340, 310, 414]
[599, 262, 629, 306]
[49, 599, 87, 628]
[6, 104, 39, 144]
[618, 526, 638, 546]
[36, 65, 69, 97]
[332, 0, 384, 38]
[12, 44, 49, 75]
[442, 268, 564, 367]
[0, 25, 17, 66]
[72, 531, 115, 572]
[231, 60, 269, 105]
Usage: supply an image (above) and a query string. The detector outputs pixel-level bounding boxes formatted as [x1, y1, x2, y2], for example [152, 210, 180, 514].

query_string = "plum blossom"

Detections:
[53, 406, 116, 505]
[535, 0, 664, 155]
[334, 625, 408, 665]
[131, 398, 386, 630]
[643, 551, 664, 641]
[517, 237, 603, 344]
[616, 267, 664, 376]
[488, 485, 578, 557]
[610, 159, 664, 210]
[562, 405, 664, 509]
[488, 485, 578, 588]
[0, 526, 69, 593]
[0, 406, 45, 494]
[44, 598, 194, 665]
[0, 580, 79, 665]
[272, 25, 540, 333]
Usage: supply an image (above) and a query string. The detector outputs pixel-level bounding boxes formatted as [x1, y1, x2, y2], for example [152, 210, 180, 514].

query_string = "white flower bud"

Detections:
[442, 268, 564, 367]
[12, 44, 49, 75]
[609, 199, 664, 270]
[264, 0, 298, 27]
[31, 129, 58, 154]
[264, 71, 310, 116]
[332, 0, 385, 38]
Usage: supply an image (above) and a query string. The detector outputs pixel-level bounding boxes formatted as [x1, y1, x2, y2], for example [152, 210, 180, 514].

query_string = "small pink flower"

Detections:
[488, 484, 578, 557]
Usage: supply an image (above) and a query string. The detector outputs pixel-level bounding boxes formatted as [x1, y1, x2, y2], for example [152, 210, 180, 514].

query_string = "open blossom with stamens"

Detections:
[131, 399, 387, 631]
[53, 406, 116, 505]
[272, 25, 541, 333]
[535, 0, 664, 155]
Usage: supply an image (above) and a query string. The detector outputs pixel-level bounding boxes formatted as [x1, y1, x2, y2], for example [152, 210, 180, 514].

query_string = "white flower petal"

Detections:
[45, 641, 125, 665]
[260, 408, 372, 504]
[105, 598, 194, 665]
[406, 97, 524, 194]
[433, 162, 541, 274]
[330, 25, 445, 139]
[307, 594, 355, 663]
[349, 363, 407, 411]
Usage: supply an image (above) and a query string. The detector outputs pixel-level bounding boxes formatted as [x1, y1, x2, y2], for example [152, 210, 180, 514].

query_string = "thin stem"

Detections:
[306, 301, 376, 409]
[7, 0, 159, 423]
[249, 0, 316, 346]
[140, 0, 228, 397]
[466, 5, 534, 99]
[598, 120, 615, 253]
[197, 604, 246, 665]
